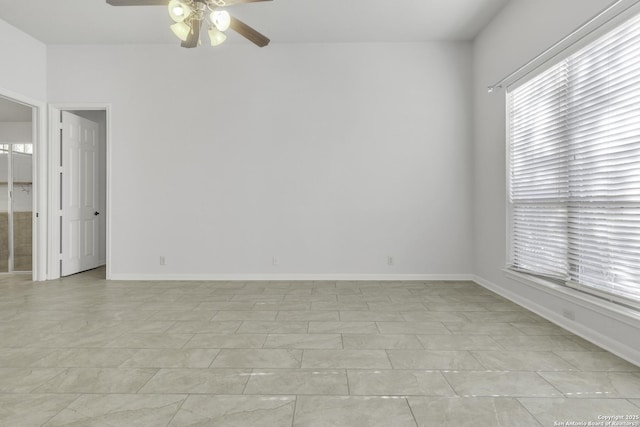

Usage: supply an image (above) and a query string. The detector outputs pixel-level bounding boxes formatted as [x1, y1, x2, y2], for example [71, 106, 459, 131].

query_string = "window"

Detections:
[508, 12, 640, 307]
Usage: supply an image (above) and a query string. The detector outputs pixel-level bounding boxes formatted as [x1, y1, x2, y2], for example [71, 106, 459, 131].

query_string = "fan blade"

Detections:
[106, 0, 167, 5]
[229, 17, 270, 47]
[221, 0, 272, 5]
[181, 18, 201, 48]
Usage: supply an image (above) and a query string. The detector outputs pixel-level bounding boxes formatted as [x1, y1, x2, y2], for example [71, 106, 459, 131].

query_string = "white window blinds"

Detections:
[508, 11, 640, 306]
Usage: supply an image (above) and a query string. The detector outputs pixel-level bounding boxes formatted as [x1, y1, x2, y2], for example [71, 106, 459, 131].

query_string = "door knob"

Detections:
[94, 211, 100, 216]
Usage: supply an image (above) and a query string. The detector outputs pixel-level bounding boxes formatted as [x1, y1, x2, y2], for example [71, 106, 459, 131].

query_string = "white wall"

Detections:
[473, 0, 640, 365]
[0, 18, 47, 101]
[0, 122, 31, 143]
[47, 42, 473, 279]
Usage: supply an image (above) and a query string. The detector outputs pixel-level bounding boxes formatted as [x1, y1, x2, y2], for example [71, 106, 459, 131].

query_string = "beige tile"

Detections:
[313, 288, 361, 295]
[0, 368, 65, 393]
[212, 311, 278, 321]
[511, 322, 571, 335]
[265, 288, 312, 296]
[554, 351, 640, 372]
[408, 397, 541, 427]
[0, 348, 56, 367]
[0, 394, 79, 427]
[211, 349, 303, 368]
[276, 311, 340, 321]
[293, 396, 416, 427]
[368, 302, 427, 312]
[254, 302, 311, 311]
[471, 351, 578, 371]
[231, 295, 284, 302]
[482, 302, 527, 312]
[539, 371, 640, 398]
[401, 311, 469, 322]
[443, 322, 523, 335]
[377, 321, 450, 335]
[169, 395, 295, 427]
[244, 369, 348, 395]
[284, 294, 337, 303]
[567, 335, 605, 352]
[387, 350, 484, 370]
[236, 321, 309, 334]
[34, 368, 158, 393]
[492, 335, 595, 351]
[184, 334, 267, 349]
[338, 295, 391, 303]
[198, 302, 256, 311]
[137, 302, 199, 311]
[43, 394, 186, 426]
[147, 310, 215, 321]
[302, 350, 392, 369]
[31, 329, 126, 348]
[311, 302, 369, 311]
[105, 333, 194, 349]
[33, 348, 138, 368]
[117, 320, 177, 333]
[342, 334, 423, 349]
[424, 303, 488, 312]
[166, 321, 241, 334]
[417, 335, 499, 350]
[462, 312, 541, 322]
[120, 349, 220, 368]
[308, 321, 379, 334]
[519, 397, 640, 426]
[138, 368, 251, 394]
[340, 311, 405, 321]
[264, 334, 343, 349]
[4, 271, 638, 427]
[348, 370, 455, 396]
[443, 371, 563, 397]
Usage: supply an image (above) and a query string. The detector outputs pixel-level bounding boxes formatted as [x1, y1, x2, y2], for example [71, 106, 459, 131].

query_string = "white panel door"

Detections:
[61, 112, 100, 276]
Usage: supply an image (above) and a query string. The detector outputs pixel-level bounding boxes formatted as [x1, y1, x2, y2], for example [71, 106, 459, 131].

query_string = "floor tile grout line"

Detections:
[515, 397, 546, 427]
[163, 393, 190, 427]
[36, 393, 82, 426]
[531, 371, 568, 398]
[240, 368, 254, 395]
[133, 368, 160, 394]
[404, 396, 420, 427]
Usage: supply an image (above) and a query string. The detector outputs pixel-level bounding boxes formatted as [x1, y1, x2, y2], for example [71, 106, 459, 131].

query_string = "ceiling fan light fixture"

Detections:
[211, 10, 231, 32]
[208, 27, 227, 46]
[170, 21, 191, 41]
[168, 0, 191, 23]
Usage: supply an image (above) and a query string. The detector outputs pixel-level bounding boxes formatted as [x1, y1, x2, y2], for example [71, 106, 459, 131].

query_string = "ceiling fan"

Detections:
[106, 0, 271, 48]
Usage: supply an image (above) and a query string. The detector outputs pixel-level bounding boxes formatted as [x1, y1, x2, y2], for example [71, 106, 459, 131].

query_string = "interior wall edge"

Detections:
[473, 274, 640, 367]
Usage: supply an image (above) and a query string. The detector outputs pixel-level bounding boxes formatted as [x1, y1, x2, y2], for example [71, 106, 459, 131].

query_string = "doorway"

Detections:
[49, 106, 108, 279]
[0, 97, 34, 274]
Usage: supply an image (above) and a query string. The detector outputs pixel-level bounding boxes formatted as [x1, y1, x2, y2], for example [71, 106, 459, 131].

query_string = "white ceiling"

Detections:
[0, 0, 508, 45]
[0, 97, 32, 122]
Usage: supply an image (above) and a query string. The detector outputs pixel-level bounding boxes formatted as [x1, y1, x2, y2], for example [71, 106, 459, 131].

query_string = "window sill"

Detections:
[502, 268, 640, 328]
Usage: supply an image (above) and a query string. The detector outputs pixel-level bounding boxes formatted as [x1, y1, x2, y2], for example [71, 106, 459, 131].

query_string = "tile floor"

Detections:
[1, 268, 639, 426]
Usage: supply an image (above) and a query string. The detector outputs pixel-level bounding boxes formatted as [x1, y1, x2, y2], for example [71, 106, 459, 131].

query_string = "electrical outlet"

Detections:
[387, 256, 394, 266]
[160, 256, 166, 266]
[562, 309, 575, 320]
[272, 256, 279, 266]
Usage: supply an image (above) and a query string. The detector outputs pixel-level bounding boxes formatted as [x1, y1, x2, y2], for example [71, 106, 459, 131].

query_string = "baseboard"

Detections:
[472, 274, 640, 367]
[109, 273, 475, 282]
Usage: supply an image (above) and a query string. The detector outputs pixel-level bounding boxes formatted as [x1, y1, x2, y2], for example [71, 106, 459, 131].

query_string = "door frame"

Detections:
[0, 86, 46, 281]
[48, 103, 111, 280]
